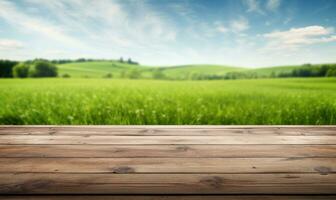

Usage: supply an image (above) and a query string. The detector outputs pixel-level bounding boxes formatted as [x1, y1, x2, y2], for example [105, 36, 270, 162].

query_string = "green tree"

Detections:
[13, 63, 30, 78]
[319, 65, 330, 76]
[326, 69, 336, 77]
[29, 61, 58, 77]
[0, 60, 18, 78]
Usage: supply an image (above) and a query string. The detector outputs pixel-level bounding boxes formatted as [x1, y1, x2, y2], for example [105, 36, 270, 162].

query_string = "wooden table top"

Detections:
[0, 126, 335, 199]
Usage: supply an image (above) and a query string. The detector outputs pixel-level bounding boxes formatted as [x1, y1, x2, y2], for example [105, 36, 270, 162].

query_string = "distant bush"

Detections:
[51, 59, 72, 64]
[127, 58, 139, 65]
[118, 57, 139, 65]
[277, 72, 292, 78]
[29, 61, 58, 77]
[326, 68, 336, 77]
[302, 63, 312, 67]
[76, 58, 87, 62]
[13, 63, 30, 78]
[290, 64, 336, 78]
[198, 64, 336, 80]
[103, 73, 113, 78]
[127, 69, 142, 79]
[0, 60, 18, 78]
[152, 69, 166, 79]
[61, 73, 71, 78]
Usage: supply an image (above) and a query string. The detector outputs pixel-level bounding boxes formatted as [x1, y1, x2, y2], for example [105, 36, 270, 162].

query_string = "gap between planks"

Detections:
[1, 173, 336, 194]
[1, 195, 336, 200]
[1, 127, 336, 136]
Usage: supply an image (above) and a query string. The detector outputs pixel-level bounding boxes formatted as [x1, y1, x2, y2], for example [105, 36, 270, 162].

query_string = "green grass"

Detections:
[57, 61, 244, 79]
[57, 61, 153, 78]
[161, 64, 245, 79]
[1, 78, 335, 125]
[246, 65, 302, 76]
[58, 61, 330, 79]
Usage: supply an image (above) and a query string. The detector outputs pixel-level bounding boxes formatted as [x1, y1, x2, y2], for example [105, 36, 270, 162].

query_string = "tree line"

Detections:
[0, 57, 140, 78]
[1, 59, 336, 80]
[178, 64, 336, 80]
[276, 64, 336, 78]
[48, 57, 139, 65]
[0, 59, 57, 78]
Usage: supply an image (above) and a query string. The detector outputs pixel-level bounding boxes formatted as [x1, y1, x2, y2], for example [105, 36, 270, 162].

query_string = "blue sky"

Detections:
[0, 0, 336, 67]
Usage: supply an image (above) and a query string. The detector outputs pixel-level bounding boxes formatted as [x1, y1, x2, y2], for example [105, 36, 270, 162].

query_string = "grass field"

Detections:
[57, 61, 152, 78]
[1, 78, 335, 125]
[57, 61, 302, 79]
[160, 64, 245, 79]
[245, 65, 302, 76]
[57, 61, 244, 79]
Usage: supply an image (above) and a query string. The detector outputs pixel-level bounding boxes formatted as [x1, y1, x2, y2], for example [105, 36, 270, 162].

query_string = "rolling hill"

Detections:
[160, 65, 245, 79]
[57, 61, 245, 78]
[57, 61, 152, 78]
[57, 61, 328, 79]
[245, 65, 303, 76]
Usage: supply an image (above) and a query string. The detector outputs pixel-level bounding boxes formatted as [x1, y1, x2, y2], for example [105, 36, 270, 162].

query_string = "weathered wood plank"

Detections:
[0, 158, 334, 174]
[1, 126, 335, 136]
[1, 195, 336, 200]
[1, 145, 335, 158]
[1, 126, 335, 197]
[1, 135, 336, 144]
[1, 173, 335, 194]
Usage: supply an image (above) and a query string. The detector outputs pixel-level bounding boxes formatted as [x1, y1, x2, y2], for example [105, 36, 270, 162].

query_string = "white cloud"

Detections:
[0, 39, 24, 50]
[0, 0, 178, 62]
[266, 0, 281, 11]
[26, 0, 176, 47]
[217, 25, 228, 33]
[230, 17, 249, 32]
[264, 26, 336, 50]
[169, 1, 195, 18]
[0, 0, 334, 67]
[0, 1, 85, 48]
[214, 21, 228, 33]
[243, 0, 263, 14]
[243, 0, 281, 14]
[214, 17, 249, 34]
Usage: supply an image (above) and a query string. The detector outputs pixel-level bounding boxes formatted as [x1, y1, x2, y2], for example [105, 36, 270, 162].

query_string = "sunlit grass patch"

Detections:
[0, 78, 335, 125]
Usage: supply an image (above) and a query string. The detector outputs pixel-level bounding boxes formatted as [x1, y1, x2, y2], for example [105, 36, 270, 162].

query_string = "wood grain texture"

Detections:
[1, 135, 336, 144]
[0, 126, 335, 198]
[0, 158, 335, 173]
[1, 145, 335, 158]
[1, 173, 335, 194]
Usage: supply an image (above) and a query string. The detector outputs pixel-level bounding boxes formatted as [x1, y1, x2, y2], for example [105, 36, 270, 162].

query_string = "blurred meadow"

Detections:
[1, 77, 335, 125]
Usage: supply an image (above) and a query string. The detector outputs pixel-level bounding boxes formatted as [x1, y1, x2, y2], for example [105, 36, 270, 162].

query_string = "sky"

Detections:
[0, 0, 336, 67]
